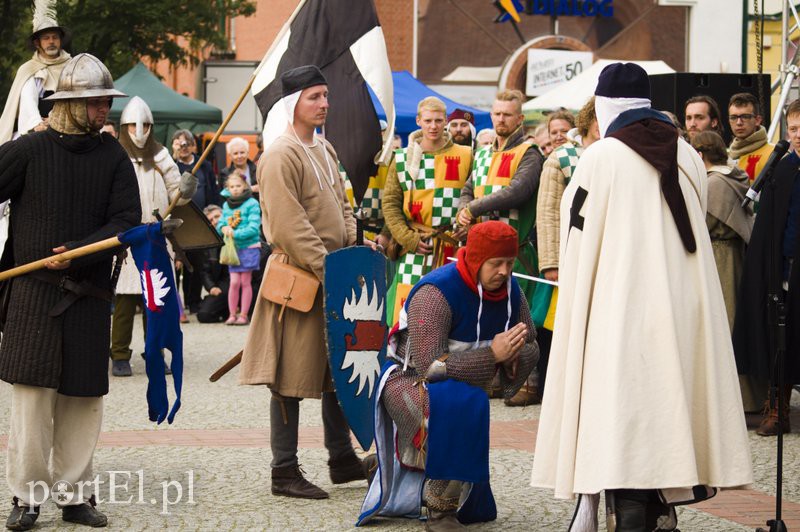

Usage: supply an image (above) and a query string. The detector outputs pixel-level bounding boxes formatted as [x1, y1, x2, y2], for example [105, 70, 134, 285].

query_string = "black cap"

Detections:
[595, 63, 650, 99]
[280, 65, 328, 98]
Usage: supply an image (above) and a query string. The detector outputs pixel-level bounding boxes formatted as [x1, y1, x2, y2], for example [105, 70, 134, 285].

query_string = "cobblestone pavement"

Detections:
[0, 319, 798, 530]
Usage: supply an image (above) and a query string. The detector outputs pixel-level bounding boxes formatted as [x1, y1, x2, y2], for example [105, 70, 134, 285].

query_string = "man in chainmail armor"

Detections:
[359, 221, 538, 531]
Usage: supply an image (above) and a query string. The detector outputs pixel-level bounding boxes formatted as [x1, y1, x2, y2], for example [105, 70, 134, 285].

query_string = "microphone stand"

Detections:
[755, 160, 788, 532]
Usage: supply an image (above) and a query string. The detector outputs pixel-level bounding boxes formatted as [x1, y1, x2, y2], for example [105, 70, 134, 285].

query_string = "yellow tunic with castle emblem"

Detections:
[386, 142, 472, 324]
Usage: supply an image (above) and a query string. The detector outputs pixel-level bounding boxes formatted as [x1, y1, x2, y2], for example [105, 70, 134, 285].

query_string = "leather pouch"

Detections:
[260, 250, 319, 321]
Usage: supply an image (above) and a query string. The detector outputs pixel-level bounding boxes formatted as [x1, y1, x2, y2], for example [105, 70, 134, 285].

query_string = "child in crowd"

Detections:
[216, 173, 261, 325]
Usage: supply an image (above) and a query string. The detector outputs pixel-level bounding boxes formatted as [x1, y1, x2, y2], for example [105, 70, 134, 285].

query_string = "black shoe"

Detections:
[61, 497, 107, 528]
[111, 360, 132, 377]
[5, 498, 39, 531]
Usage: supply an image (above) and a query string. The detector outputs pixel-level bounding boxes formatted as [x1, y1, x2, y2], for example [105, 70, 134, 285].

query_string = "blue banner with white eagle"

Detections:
[118, 223, 183, 424]
[324, 246, 387, 451]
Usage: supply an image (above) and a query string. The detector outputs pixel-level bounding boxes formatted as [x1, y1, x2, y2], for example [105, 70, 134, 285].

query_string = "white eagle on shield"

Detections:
[341, 282, 386, 398]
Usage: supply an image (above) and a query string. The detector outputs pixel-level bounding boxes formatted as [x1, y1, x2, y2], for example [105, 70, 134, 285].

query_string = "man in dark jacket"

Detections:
[734, 97, 800, 436]
[0, 54, 141, 530]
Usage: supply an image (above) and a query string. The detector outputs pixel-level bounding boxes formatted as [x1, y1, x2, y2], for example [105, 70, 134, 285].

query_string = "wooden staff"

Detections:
[0, 220, 183, 282]
[164, 0, 306, 219]
[209, 350, 243, 382]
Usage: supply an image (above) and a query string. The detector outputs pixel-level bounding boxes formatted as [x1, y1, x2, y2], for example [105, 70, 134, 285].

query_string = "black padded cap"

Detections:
[280, 65, 328, 97]
[595, 62, 650, 99]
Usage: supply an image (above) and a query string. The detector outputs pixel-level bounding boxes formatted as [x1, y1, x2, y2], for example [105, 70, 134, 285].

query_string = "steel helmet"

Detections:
[120, 96, 154, 136]
[44, 53, 126, 101]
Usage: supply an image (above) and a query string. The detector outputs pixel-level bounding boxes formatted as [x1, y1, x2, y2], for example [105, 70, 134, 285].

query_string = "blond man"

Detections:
[381, 96, 473, 324]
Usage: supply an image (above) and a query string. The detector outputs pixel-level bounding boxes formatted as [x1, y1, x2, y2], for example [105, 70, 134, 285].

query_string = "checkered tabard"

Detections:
[397, 252, 433, 285]
[432, 186, 461, 226]
[359, 186, 383, 222]
[472, 146, 493, 187]
[339, 163, 355, 208]
[396, 149, 436, 191]
[554, 144, 582, 182]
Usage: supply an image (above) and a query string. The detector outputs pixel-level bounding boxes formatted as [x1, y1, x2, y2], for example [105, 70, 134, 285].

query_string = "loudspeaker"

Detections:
[649, 73, 771, 144]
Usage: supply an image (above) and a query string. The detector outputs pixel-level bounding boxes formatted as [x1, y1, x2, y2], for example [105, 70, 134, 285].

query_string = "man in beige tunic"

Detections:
[239, 66, 368, 500]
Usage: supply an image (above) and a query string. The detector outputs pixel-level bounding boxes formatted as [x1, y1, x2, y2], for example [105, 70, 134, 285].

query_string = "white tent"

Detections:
[522, 59, 676, 111]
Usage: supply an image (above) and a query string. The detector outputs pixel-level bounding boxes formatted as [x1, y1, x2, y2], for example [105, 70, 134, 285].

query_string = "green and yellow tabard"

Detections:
[342, 164, 389, 227]
[386, 143, 472, 324]
[471, 141, 544, 311]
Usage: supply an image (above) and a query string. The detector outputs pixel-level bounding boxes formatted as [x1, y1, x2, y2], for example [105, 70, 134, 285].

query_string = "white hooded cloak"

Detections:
[530, 134, 753, 499]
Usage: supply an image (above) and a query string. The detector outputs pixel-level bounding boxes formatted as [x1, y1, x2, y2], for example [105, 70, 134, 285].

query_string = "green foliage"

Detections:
[1, 0, 255, 109]
[0, 0, 34, 110]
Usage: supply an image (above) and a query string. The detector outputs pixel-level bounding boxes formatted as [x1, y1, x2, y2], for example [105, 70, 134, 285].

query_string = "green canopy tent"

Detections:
[109, 63, 222, 146]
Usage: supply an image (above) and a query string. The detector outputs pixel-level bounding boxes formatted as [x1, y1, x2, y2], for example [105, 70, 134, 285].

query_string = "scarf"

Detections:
[225, 188, 253, 209]
[729, 126, 768, 159]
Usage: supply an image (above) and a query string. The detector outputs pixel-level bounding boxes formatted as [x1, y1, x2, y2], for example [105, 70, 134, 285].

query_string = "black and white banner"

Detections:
[252, 0, 394, 203]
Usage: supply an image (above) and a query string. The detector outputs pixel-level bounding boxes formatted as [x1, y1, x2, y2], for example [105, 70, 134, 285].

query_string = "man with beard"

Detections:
[683, 95, 725, 142]
[0, 54, 141, 530]
[457, 89, 545, 313]
[110, 96, 196, 377]
[446, 108, 475, 149]
[0, 6, 71, 143]
[382, 97, 473, 324]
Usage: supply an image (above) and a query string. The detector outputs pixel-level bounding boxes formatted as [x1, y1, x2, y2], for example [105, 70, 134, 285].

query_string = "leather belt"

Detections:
[30, 270, 112, 317]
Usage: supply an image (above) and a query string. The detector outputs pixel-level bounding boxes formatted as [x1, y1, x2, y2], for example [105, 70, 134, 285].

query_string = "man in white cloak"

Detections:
[530, 63, 753, 531]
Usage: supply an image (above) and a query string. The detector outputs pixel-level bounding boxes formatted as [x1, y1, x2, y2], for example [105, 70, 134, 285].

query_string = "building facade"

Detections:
[153, 0, 744, 132]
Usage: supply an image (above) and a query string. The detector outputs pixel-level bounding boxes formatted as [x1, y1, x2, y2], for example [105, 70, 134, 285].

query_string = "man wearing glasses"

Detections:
[728, 92, 774, 183]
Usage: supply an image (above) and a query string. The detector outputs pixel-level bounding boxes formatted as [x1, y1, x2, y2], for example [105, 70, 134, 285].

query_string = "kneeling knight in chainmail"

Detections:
[358, 221, 539, 531]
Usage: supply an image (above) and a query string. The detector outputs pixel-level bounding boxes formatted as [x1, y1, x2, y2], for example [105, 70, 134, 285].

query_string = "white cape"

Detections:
[530, 137, 753, 499]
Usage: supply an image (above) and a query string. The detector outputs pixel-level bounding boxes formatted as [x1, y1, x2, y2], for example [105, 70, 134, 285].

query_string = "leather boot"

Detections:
[271, 465, 329, 499]
[5, 498, 39, 531]
[425, 508, 466, 531]
[328, 453, 368, 485]
[504, 383, 540, 407]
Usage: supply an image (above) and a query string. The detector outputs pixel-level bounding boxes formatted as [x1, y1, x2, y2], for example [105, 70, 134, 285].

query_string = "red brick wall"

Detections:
[375, 0, 414, 72]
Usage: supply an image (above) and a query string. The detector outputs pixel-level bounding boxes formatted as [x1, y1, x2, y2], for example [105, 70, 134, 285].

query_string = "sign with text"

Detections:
[496, 0, 614, 21]
[526, 50, 594, 96]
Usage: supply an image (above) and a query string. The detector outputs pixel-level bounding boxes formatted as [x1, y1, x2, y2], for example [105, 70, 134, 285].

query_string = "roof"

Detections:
[109, 63, 222, 142]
